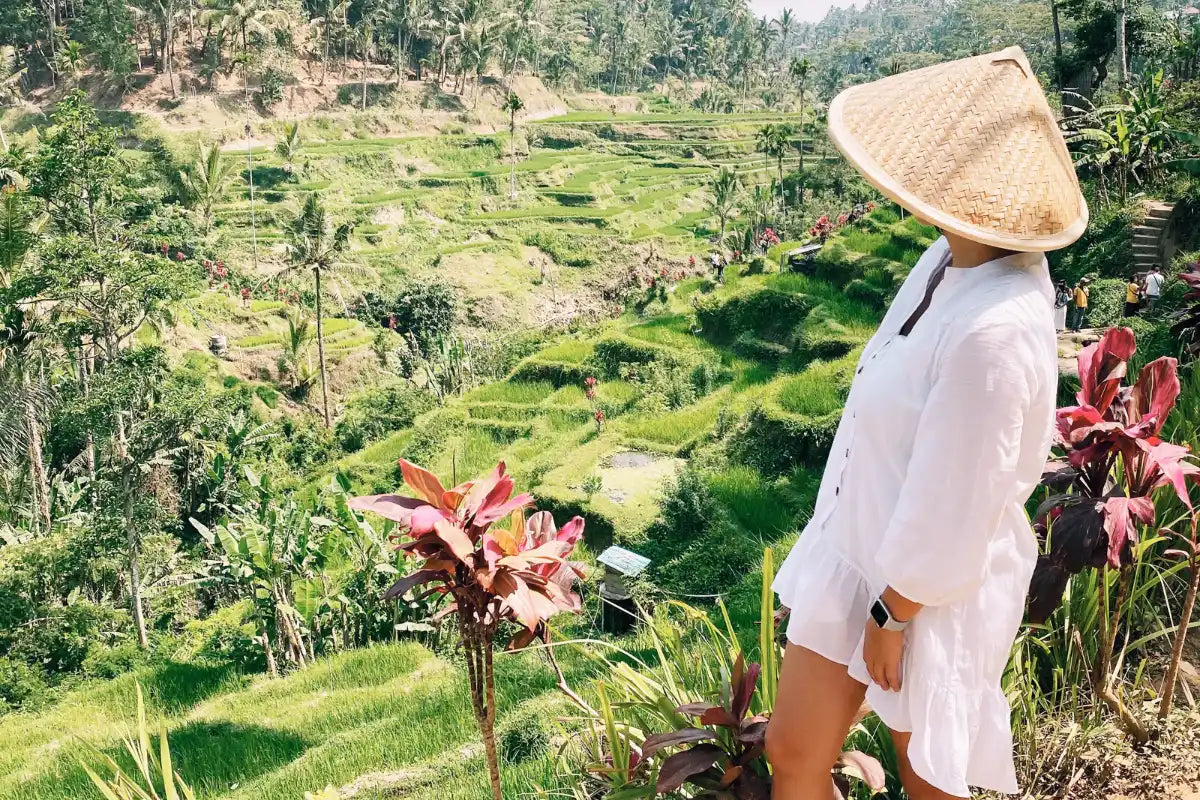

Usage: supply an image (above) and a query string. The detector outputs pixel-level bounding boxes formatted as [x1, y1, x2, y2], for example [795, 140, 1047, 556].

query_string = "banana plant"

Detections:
[1166, 128, 1200, 177]
[192, 468, 336, 675]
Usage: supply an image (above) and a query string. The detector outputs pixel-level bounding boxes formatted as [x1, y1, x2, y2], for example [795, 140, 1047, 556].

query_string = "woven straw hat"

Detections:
[827, 46, 1088, 252]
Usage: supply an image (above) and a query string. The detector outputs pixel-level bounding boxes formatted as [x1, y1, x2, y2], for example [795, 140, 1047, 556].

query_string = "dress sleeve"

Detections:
[874, 323, 1033, 607]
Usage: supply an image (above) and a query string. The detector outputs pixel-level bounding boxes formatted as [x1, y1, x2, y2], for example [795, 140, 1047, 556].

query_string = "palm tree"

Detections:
[309, 0, 348, 85]
[275, 121, 302, 175]
[653, 16, 685, 91]
[56, 40, 86, 84]
[788, 56, 810, 123]
[0, 188, 49, 533]
[277, 310, 315, 395]
[755, 123, 793, 208]
[502, 92, 523, 199]
[356, 13, 375, 110]
[708, 167, 741, 246]
[742, 182, 773, 239]
[281, 194, 354, 428]
[772, 8, 794, 71]
[179, 142, 236, 233]
[199, 0, 287, 96]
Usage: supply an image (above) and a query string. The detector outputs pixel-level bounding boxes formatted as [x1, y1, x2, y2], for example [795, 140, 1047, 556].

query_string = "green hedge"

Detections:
[1050, 200, 1140, 282]
[693, 287, 814, 343]
[509, 357, 591, 387]
[731, 399, 841, 476]
[466, 418, 534, 443]
[1083, 278, 1127, 329]
[588, 333, 718, 377]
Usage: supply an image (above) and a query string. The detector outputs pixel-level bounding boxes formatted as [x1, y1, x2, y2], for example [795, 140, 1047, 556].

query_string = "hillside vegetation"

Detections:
[3, 0, 1200, 798]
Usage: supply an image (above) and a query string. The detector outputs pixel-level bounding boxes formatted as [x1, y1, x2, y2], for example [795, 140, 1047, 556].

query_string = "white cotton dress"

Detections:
[772, 237, 1058, 798]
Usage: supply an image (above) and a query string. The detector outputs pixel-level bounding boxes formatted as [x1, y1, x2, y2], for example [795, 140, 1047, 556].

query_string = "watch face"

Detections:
[870, 600, 889, 629]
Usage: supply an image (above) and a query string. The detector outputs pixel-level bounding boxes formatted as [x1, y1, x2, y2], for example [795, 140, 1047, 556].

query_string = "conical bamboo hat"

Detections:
[827, 46, 1088, 252]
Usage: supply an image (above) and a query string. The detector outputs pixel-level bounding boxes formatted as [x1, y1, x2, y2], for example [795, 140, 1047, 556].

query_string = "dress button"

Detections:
[835, 487, 840, 495]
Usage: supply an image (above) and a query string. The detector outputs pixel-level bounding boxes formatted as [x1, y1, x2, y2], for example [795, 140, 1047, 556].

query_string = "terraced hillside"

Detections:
[121, 103, 838, 422]
[329, 205, 936, 596]
[0, 204, 936, 800]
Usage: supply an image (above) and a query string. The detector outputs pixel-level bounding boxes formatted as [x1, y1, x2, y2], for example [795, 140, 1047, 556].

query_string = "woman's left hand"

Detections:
[863, 620, 905, 692]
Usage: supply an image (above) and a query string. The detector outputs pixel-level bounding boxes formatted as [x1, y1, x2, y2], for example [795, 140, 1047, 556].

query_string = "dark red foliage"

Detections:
[1171, 258, 1200, 361]
[1028, 328, 1198, 622]
[638, 654, 883, 799]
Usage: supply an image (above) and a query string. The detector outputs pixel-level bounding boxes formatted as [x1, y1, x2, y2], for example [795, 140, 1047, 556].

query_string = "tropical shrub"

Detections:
[578, 550, 885, 799]
[693, 287, 813, 344]
[351, 459, 586, 800]
[1081, 277, 1127, 329]
[1170, 256, 1200, 361]
[731, 401, 841, 476]
[523, 229, 594, 267]
[1048, 201, 1140, 282]
[335, 383, 436, 452]
[1028, 328, 1197, 740]
[0, 656, 49, 710]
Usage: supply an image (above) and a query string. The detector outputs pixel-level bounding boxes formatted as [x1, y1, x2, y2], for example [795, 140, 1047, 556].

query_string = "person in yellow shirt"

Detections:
[1124, 276, 1142, 317]
[1070, 278, 1090, 331]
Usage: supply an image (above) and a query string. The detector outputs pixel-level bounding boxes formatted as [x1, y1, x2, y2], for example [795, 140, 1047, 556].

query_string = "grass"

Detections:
[15, 103, 932, 800]
[620, 389, 729, 449]
[532, 339, 595, 365]
[0, 644, 582, 800]
[774, 359, 851, 416]
[464, 380, 555, 404]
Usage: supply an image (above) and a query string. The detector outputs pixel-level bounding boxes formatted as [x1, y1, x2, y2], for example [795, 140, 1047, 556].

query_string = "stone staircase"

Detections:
[1132, 200, 1176, 273]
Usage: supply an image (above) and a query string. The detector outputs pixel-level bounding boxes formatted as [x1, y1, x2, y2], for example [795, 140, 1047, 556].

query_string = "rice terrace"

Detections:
[1, 0, 1200, 799]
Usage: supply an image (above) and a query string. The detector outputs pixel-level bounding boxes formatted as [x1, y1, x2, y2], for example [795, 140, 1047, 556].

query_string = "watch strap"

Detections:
[871, 597, 910, 632]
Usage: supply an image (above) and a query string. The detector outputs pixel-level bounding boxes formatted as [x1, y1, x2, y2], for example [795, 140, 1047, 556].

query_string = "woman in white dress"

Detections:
[765, 48, 1088, 800]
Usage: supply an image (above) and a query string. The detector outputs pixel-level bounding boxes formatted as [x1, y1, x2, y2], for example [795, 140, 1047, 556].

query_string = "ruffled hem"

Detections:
[772, 527, 876, 667]
[773, 531, 1020, 798]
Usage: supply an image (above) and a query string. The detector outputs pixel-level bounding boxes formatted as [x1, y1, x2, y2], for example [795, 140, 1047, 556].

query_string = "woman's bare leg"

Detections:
[888, 729, 966, 800]
[766, 644, 867, 800]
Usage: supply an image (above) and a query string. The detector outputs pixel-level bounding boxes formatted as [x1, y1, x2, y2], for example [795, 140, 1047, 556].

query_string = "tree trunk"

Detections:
[1050, 0, 1064, 90]
[46, 0, 57, 88]
[321, 16, 330, 85]
[1116, 0, 1128, 95]
[362, 59, 368, 109]
[1094, 567, 1150, 742]
[315, 267, 332, 428]
[1161, 550, 1200, 719]
[78, 344, 97, 487]
[22, 372, 51, 533]
[396, 25, 403, 86]
[261, 626, 279, 677]
[273, 585, 307, 667]
[777, 156, 784, 209]
[116, 411, 150, 649]
[508, 114, 517, 199]
[165, 7, 177, 98]
[482, 640, 502, 800]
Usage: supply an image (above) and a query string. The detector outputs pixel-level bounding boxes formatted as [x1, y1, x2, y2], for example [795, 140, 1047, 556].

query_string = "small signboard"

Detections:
[597, 546, 651, 578]
[786, 243, 823, 274]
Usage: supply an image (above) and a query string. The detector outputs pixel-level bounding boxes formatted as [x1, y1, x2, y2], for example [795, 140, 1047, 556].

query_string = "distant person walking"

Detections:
[1124, 276, 1142, 318]
[1070, 278, 1090, 331]
[1054, 281, 1070, 331]
[709, 251, 727, 283]
[1144, 265, 1164, 311]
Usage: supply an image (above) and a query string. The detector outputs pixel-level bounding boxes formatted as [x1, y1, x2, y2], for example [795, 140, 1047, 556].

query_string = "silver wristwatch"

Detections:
[870, 596, 910, 632]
